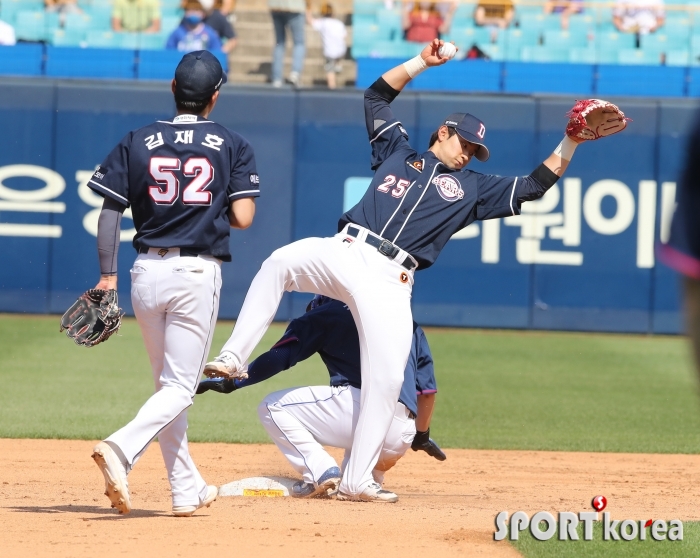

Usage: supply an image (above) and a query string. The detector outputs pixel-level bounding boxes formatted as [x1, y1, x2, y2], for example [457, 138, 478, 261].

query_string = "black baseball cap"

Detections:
[174, 50, 227, 102]
[443, 112, 490, 162]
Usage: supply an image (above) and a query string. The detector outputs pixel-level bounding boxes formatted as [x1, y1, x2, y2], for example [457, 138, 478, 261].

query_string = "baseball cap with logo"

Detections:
[443, 112, 490, 162]
[174, 50, 227, 102]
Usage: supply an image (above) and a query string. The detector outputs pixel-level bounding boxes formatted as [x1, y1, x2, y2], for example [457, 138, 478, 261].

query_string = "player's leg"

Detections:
[258, 385, 355, 488]
[214, 237, 354, 376]
[339, 257, 414, 499]
[107, 255, 222, 511]
[372, 404, 416, 485]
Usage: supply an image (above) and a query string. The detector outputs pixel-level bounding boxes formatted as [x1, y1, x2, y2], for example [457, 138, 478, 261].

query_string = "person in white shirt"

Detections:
[307, 3, 347, 89]
[0, 19, 15, 45]
[613, 0, 664, 35]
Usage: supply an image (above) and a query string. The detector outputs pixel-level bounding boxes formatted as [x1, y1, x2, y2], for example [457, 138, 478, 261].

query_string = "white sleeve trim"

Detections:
[88, 179, 129, 204]
[509, 177, 518, 216]
[228, 189, 260, 198]
[369, 121, 401, 144]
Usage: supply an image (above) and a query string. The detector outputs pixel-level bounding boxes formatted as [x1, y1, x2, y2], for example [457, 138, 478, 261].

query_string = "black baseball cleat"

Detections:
[196, 378, 236, 395]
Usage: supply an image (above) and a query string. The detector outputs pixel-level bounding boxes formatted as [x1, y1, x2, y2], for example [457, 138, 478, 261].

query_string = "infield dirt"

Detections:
[1, 439, 699, 557]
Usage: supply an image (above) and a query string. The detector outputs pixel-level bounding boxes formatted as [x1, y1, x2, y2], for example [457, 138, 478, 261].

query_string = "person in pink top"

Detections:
[403, 1, 453, 43]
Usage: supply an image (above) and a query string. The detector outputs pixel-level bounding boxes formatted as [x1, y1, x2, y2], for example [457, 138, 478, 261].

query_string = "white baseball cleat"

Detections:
[172, 485, 218, 517]
[203, 351, 248, 380]
[92, 441, 131, 514]
[336, 482, 398, 503]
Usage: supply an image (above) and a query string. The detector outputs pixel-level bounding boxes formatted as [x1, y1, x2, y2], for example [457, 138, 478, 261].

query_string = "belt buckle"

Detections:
[378, 239, 399, 259]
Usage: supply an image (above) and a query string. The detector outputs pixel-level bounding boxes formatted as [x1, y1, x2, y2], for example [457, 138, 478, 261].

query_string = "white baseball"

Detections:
[438, 43, 456, 60]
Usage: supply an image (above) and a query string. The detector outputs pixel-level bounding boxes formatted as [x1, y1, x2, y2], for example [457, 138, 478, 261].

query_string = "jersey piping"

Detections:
[370, 121, 401, 144]
[509, 177, 518, 216]
[89, 179, 129, 204]
[392, 163, 444, 244]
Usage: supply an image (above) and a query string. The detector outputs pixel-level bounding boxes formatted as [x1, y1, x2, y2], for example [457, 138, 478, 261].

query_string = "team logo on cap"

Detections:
[432, 174, 464, 202]
[477, 123, 486, 139]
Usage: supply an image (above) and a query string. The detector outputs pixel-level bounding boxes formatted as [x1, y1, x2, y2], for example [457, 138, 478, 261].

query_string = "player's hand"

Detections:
[196, 378, 238, 395]
[411, 428, 447, 461]
[421, 39, 457, 67]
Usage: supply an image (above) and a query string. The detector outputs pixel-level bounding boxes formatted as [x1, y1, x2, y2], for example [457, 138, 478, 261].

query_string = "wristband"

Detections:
[403, 55, 427, 79]
[553, 136, 578, 161]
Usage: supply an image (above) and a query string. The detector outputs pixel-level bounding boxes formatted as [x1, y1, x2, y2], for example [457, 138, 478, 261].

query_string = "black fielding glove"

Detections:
[411, 428, 447, 461]
[196, 378, 237, 395]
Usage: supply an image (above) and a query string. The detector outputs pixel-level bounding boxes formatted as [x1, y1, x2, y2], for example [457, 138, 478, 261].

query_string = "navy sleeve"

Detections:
[234, 344, 295, 388]
[227, 135, 260, 200]
[413, 326, 437, 394]
[364, 78, 414, 170]
[474, 173, 522, 221]
[88, 133, 132, 207]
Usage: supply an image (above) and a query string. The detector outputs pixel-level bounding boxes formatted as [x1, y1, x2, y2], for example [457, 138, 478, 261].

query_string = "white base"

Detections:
[218, 476, 297, 497]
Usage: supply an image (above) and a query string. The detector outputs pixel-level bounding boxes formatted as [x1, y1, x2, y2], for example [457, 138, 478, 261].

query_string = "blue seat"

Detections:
[368, 40, 423, 58]
[353, 1, 381, 16]
[618, 48, 663, 65]
[0, 43, 43, 76]
[352, 14, 377, 28]
[518, 13, 546, 33]
[45, 46, 136, 79]
[0, 0, 44, 25]
[594, 31, 637, 58]
[52, 28, 85, 47]
[15, 10, 59, 42]
[544, 29, 589, 49]
[520, 45, 569, 63]
[64, 13, 92, 32]
[445, 26, 493, 50]
[138, 49, 228, 79]
[376, 9, 402, 40]
[568, 14, 596, 36]
[666, 49, 690, 66]
[161, 15, 183, 34]
[569, 47, 597, 64]
[479, 43, 503, 61]
[85, 29, 120, 48]
[641, 33, 692, 54]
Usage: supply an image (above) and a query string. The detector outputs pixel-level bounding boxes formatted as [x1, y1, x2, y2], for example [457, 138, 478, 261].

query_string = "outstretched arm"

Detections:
[94, 196, 126, 290]
[381, 38, 454, 92]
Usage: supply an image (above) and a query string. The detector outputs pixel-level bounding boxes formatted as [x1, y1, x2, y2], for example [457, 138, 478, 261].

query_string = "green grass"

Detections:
[2, 314, 700, 453]
[511, 520, 699, 557]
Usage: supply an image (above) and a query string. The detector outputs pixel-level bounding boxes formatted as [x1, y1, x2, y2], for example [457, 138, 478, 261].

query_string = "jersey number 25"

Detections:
[149, 157, 214, 206]
[377, 175, 409, 198]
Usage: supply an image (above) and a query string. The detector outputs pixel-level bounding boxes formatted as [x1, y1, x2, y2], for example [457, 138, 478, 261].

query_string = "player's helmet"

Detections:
[441, 113, 490, 162]
[306, 295, 331, 312]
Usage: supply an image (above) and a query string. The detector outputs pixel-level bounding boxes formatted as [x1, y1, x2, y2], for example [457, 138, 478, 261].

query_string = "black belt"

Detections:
[347, 226, 417, 271]
[138, 247, 200, 257]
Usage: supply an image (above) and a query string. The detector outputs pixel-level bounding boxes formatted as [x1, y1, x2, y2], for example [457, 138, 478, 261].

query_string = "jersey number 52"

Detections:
[149, 157, 214, 206]
[377, 175, 409, 198]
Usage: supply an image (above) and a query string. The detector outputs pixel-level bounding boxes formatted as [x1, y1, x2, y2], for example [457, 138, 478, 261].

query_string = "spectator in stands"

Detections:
[306, 3, 347, 89]
[403, 1, 454, 44]
[167, 0, 222, 51]
[474, 0, 514, 36]
[613, 0, 664, 35]
[198, 0, 237, 53]
[543, 0, 583, 31]
[0, 18, 15, 46]
[269, 0, 306, 88]
[112, 0, 161, 33]
[45, 0, 83, 20]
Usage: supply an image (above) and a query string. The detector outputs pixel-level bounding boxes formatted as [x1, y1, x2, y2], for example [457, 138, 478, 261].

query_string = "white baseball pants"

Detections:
[258, 385, 416, 485]
[106, 249, 221, 508]
[221, 226, 414, 495]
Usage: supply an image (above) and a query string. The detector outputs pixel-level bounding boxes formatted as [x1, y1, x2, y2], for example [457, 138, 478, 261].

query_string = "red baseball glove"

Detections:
[566, 99, 630, 141]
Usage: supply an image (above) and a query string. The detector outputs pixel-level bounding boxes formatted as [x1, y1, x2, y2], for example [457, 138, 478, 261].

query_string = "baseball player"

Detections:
[204, 38, 586, 501]
[86, 51, 260, 515]
[198, 295, 445, 502]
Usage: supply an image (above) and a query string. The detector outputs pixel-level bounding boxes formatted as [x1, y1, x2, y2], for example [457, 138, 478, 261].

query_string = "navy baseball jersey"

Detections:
[88, 114, 259, 262]
[659, 111, 700, 279]
[238, 299, 437, 416]
[339, 79, 550, 269]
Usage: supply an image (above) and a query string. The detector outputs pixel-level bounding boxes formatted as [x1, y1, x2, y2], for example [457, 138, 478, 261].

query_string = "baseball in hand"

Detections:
[438, 43, 457, 60]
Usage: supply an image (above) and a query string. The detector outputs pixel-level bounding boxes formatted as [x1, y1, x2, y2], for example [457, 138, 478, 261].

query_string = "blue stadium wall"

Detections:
[0, 77, 695, 334]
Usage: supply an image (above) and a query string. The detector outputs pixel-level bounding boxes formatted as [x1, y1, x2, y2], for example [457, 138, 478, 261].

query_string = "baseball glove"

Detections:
[566, 99, 629, 141]
[60, 289, 123, 347]
[411, 428, 447, 461]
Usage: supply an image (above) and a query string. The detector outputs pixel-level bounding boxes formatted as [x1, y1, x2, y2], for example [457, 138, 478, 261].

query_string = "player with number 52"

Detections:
[83, 50, 259, 516]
